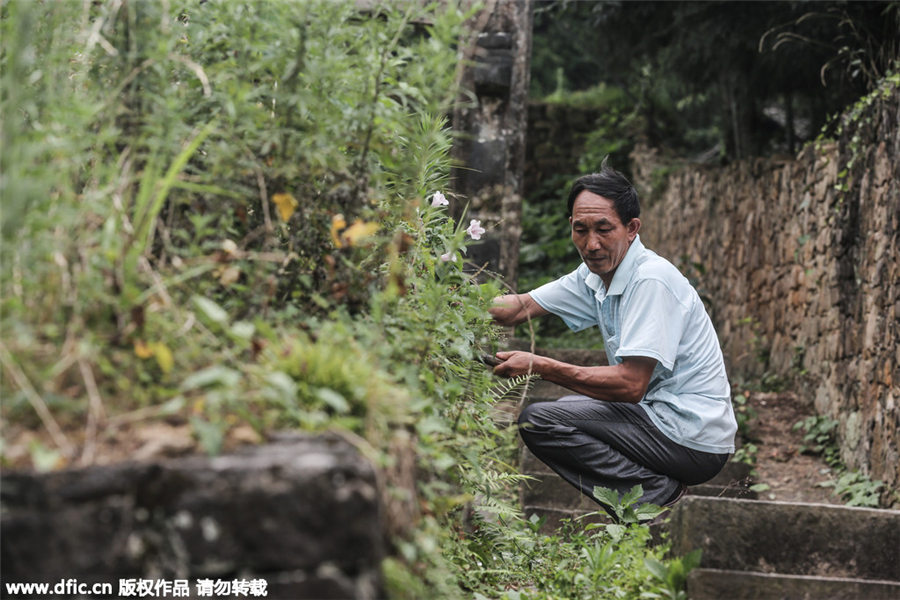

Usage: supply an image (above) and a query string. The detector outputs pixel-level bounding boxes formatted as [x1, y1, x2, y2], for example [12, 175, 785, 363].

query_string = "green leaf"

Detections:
[315, 387, 351, 413]
[230, 321, 255, 340]
[158, 397, 185, 415]
[621, 484, 644, 507]
[190, 417, 225, 455]
[29, 440, 62, 473]
[592, 485, 619, 508]
[644, 557, 669, 582]
[683, 548, 703, 571]
[193, 295, 229, 326]
[265, 372, 297, 404]
[634, 503, 665, 521]
[181, 366, 241, 391]
[417, 415, 450, 436]
[605, 523, 626, 540]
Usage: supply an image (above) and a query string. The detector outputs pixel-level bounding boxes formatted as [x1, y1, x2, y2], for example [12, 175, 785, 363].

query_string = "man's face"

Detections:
[570, 190, 641, 286]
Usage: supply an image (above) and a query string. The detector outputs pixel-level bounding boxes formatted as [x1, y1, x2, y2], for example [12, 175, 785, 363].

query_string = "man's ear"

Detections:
[627, 217, 641, 240]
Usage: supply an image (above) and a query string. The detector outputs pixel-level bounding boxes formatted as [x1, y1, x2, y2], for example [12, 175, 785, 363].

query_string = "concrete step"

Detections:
[687, 568, 900, 600]
[688, 460, 758, 500]
[664, 496, 900, 582]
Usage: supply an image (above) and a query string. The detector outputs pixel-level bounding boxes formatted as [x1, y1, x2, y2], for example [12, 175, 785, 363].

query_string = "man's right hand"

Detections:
[492, 350, 544, 378]
[489, 293, 549, 327]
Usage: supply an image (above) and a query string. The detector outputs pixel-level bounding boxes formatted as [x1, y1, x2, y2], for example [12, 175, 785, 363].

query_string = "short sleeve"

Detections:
[528, 265, 599, 332]
[616, 278, 690, 370]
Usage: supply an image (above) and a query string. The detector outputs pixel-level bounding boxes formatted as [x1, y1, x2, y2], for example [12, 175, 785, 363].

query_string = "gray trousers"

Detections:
[518, 395, 729, 515]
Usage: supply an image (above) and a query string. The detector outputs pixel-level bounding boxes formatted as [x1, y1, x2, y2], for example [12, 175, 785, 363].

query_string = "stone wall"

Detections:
[524, 103, 602, 194]
[1, 433, 385, 600]
[639, 84, 899, 492]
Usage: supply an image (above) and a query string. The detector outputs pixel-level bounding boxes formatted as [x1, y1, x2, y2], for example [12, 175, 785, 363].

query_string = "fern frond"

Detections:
[489, 374, 534, 403]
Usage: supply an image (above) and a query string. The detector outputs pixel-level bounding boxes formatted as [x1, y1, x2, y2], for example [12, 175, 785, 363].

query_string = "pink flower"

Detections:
[431, 191, 449, 207]
[440, 252, 457, 262]
[466, 219, 485, 240]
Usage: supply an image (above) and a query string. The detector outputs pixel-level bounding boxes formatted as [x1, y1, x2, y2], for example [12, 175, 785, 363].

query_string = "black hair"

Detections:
[566, 161, 640, 224]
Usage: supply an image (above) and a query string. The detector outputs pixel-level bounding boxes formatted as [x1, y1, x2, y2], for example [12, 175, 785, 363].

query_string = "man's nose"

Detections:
[586, 233, 603, 251]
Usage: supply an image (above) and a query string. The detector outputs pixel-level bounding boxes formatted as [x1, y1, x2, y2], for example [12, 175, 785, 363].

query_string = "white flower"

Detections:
[466, 219, 486, 240]
[440, 252, 457, 262]
[431, 191, 449, 207]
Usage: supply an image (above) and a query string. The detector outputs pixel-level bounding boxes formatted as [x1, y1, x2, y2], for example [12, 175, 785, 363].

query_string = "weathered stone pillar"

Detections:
[452, 0, 533, 292]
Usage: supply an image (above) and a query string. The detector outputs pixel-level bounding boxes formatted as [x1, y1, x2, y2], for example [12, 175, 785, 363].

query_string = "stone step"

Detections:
[688, 460, 758, 500]
[687, 568, 900, 600]
[689, 482, 757, 500]
[664, 496, 900, 582]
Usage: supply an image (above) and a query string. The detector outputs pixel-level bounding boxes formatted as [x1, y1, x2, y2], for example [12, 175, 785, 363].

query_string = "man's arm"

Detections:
[489, 293, 549, 327]
[493, 351, 656, 404]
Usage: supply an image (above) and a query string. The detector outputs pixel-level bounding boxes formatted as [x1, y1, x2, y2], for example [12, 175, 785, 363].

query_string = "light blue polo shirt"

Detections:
[529, 235, 736, 454]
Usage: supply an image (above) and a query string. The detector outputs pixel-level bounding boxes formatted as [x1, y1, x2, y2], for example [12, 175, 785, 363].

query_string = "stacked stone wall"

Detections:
[524, 103, 602, 194]
[640, 85, 899, 492]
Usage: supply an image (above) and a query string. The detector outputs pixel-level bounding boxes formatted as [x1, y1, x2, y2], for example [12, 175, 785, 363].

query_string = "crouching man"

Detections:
[489, 165, 736, 516]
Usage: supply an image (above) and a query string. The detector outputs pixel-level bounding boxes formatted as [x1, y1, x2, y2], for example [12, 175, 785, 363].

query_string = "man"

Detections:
[489, 165, 736, 516]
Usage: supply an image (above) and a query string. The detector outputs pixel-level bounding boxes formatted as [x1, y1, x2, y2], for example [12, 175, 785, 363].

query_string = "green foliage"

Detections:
[794, 415, 841, 466]
[818, 470, 884, 508]
[531, 1, 900, 161]
[795, 416, 886, 507]
[642, 549, 702, 600]
[731, 442, 758, 468]
[731, 392, 757, 439]
[444, 488, 698, 599]
[543, 82, 627, 110]
[592, 485, 666, 528]
[0, 0, 467, 420]
[578, 105, 640, 176]
[814, 64, 900, 211]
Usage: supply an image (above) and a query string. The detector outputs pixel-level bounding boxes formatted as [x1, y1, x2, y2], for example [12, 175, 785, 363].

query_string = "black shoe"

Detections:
[663, 482, 687, 507]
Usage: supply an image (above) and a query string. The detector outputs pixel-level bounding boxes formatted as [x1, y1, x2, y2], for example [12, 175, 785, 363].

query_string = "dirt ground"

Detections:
[742, 390, 840, 505]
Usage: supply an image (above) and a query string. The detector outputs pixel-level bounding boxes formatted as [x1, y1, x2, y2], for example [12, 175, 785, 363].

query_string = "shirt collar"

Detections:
[582, 234, 645, 297]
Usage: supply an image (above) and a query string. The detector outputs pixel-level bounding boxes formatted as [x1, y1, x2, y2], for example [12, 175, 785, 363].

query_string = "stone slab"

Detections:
[687, 460, 758, 499]
[665, 496, 900, 581]
[688, 568, 900, 600]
